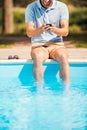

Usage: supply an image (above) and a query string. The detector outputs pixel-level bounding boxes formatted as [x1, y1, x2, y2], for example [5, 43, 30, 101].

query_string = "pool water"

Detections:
[0, 62, 87, 130]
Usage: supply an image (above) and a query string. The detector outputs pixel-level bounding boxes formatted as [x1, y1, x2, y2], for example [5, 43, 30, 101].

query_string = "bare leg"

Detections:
[50, 47, 70, 85]
[33, 60, 44, 83]
[31, 46, 49, 83]
[59, 57, 70, 85]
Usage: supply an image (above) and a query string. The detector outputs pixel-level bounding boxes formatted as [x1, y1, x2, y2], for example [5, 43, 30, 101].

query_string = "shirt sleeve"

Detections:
[60, 3, 69, 21]
[25, 4, 34, 23]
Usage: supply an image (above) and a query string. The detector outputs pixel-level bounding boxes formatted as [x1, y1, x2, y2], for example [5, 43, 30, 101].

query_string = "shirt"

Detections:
[25, 0, 69, 44]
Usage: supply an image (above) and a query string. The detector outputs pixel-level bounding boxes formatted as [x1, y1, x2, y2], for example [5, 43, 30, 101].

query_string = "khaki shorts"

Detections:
[32, 42, 65, 59]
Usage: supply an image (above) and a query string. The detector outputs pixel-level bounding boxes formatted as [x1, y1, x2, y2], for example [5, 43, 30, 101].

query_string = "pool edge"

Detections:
[0, 59, 87, 64]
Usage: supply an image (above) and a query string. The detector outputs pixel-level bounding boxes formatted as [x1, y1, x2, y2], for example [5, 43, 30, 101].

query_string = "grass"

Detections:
[0, 40, 15, 48]
[71, 41, 87, 48]
[69, 32, 87, 48]
[0, 32, 87, 48]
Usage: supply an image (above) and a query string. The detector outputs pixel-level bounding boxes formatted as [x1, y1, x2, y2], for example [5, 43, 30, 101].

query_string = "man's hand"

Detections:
[42, 24, 55, 33]
[26, 20, 68, 37]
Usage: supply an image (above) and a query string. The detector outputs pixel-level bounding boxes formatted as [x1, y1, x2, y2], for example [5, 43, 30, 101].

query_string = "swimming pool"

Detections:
[0, 60, 87, 130]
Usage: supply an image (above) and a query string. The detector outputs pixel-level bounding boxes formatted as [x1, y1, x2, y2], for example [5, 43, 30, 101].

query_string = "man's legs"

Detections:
[31, 46, 49, 83]
[50, 47, 70, 85]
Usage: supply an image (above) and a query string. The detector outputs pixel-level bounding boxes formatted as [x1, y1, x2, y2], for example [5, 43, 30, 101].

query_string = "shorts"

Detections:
[32, 42, 65, 59]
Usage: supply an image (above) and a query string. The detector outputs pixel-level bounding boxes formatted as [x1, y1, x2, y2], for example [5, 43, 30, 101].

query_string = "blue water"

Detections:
[0, 63, 87, 130]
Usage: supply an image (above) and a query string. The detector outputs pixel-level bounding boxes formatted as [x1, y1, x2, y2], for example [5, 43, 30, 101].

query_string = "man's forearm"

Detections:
[52, 27, 69, 37]
[26, 24, 69, 38]
[26, 27, 43, 37]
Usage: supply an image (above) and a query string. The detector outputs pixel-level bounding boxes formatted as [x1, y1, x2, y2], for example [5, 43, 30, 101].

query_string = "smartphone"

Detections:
[46, 24, 52, 26]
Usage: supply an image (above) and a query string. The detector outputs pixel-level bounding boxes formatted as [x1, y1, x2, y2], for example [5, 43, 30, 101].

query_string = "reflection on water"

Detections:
[0, 77, 87, 130]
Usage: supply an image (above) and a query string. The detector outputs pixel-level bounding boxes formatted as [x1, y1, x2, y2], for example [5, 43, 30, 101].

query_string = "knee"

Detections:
[31, 50, 39, 59]
[58, 53, 68, 63]
[31, 50, 44, 64]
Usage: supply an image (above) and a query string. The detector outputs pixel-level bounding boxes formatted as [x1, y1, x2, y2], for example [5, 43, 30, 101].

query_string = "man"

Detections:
[25, 0, 70, 85]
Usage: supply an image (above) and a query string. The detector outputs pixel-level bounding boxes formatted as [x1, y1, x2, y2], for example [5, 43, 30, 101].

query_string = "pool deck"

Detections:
[0, 44, 87, 62]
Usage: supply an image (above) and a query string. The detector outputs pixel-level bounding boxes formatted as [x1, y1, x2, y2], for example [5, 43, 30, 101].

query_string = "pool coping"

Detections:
[0, 59, 87, 64]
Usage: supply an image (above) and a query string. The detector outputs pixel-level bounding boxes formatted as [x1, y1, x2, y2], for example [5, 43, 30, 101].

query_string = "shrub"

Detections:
[14, 11, 25, 24]
[69, 7, 87, 31]
[69, 25, 81, 33]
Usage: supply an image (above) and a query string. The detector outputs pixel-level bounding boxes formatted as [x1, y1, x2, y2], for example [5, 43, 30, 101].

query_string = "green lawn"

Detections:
[0, 32, 87, 48]
[69, 32, 87, 48]
[0, 40, 15, 48]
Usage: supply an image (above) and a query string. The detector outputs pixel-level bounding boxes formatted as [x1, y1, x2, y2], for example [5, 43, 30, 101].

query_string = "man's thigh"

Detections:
[49, 47, 69, 61]
[31, 46, 49, 61]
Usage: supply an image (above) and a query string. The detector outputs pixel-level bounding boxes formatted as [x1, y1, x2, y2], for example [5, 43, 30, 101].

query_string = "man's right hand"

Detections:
[41, 24, 53, 33]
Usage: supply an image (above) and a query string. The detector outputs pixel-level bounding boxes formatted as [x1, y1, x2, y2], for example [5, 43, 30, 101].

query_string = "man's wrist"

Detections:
[51, 27, 58, 33]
